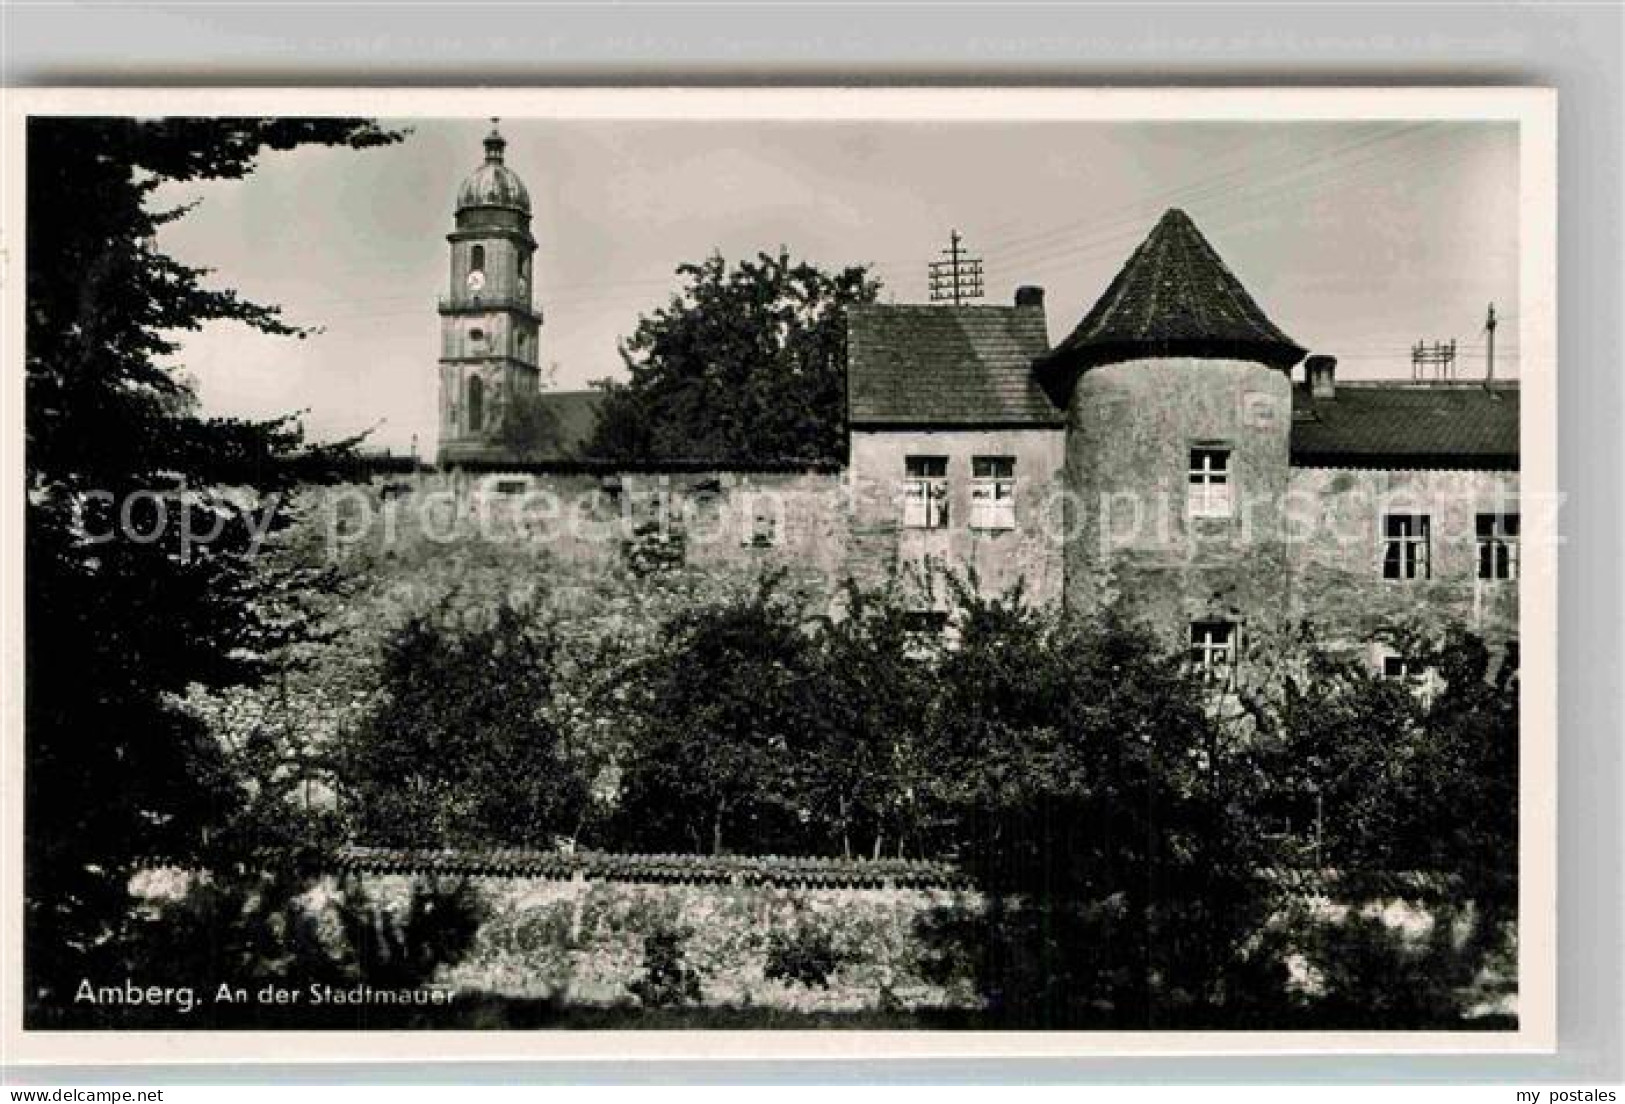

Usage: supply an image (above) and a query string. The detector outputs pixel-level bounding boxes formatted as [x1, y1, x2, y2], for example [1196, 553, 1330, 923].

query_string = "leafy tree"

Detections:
[610, 575, 818, 854]
[1266, 625, 1519, 990]
[920, 593, 1288, 1027]
[1406, 634, 1518, 912]
[335, 596, 591, 849]
[796, 581, 940, 859]
[583, 250, 880, 464]
[1268, 628, 1516, 885]
[24, 117, 401, 1016]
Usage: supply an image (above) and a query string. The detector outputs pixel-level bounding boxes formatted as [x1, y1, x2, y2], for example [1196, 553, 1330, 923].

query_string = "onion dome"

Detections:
[455, 121, 531, 214]
[1037, 208, 1306, 388]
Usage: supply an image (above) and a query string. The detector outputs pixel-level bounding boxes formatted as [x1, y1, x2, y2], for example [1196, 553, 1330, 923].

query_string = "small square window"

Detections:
[903, 610, 949, 635]
[1189, 620, 1236, 684]
[745, 506, 780, 548]
[970, 455, 1016, 531]
[1188, 447, 1233, 518]
[903, 456, 949, 529]
[1378, 650, 1438, 705]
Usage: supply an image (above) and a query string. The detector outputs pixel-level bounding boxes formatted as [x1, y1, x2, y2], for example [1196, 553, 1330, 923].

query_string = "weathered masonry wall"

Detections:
[1284, 466, 1520, 647]
[128, 865, 1515, 1019]
[330, 446, 1519, 653]
[1063, 357, 1295, 640]
[326, 467, 850, 607]
[379, 875, 976, 1012]
[847, 427, 1066, 607]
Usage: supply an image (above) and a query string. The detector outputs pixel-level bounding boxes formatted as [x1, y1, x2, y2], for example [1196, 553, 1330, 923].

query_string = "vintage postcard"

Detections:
[0, 87, 1556, 1063]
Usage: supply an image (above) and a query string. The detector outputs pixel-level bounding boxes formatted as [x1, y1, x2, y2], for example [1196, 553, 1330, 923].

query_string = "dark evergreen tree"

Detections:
[24, 117, 401, 1017]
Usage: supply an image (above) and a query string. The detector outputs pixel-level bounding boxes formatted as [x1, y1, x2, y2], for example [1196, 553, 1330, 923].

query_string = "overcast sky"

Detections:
[150, 117, 1520, 454]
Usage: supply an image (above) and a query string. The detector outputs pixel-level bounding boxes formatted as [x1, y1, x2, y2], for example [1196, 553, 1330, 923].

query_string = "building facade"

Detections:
[435, 136, 1520, 671]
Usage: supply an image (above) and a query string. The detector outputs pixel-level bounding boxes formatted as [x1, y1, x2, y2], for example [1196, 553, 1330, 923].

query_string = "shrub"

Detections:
[67, 872, 485, 1028]
[764, 920, 843, 989]
[628, 924, 703, 1008]
[1288, 905, 1492, 1028]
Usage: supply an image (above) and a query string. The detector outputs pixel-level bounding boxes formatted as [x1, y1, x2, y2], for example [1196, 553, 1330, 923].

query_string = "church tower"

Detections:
[437, 120, 542, 464]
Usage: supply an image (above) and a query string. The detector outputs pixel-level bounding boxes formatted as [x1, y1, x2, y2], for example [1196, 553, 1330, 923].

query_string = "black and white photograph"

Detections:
[3, 88, 1556, 1057]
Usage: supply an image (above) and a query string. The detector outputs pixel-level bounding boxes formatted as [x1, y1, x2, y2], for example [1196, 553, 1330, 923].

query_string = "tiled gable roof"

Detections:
[1039, 208, 1307, 384]
[846, 303, 1062, 427]
[1290, 382, 1520, 468]
[518, 389, 604, 461]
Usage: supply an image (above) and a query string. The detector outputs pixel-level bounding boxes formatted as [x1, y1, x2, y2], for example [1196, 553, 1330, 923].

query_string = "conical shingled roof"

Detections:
[1038, 209, 1306, 385]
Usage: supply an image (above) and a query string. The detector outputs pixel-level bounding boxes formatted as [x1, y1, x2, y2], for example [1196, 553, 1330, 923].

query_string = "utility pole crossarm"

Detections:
[927, 229, 985, 306]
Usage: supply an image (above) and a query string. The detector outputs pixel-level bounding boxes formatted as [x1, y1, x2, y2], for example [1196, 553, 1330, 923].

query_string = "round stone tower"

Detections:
[1036, 209, 1306, 648]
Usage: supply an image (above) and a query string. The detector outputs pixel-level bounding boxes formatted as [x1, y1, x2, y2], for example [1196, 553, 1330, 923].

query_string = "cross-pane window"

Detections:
[903, 456, 949, 529]
[1382, 514, 1431, 579]
[1477, 512, 1520, 580]
[1188, 447, 1233, 518]
[1189, 621, 1236, 684]
[970, 456, 1016, 531]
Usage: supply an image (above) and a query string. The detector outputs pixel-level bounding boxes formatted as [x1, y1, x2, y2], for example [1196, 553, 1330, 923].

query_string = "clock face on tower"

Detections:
[466, 269, 486, 293]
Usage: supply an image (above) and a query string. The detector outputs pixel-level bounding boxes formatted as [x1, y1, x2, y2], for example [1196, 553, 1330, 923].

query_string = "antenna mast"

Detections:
[1411, 338, 1457, 382]
[928, 229, 985, 306]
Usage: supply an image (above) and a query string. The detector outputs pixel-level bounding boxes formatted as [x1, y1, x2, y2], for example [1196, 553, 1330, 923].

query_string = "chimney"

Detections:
[1305, 354, 1337, 400]
[1015, 285, 1045, 309]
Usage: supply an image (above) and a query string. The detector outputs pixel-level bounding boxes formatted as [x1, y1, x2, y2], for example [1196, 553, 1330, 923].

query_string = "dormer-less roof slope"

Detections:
[523, 390, 605, 461]
[847, 303, 1061, 427]
[1038, 208, 1307, 389]
[1290, 381, 1520, 469]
